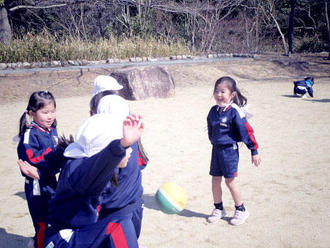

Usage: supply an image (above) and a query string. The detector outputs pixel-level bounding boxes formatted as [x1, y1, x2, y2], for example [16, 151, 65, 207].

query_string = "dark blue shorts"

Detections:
[209, 144, 239, 178]
[131, 205, 143, 239]
[294, 86, 307, 96]
[45, 213, 138, 248]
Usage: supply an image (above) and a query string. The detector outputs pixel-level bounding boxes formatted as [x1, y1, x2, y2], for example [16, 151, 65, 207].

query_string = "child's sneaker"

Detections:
[207, 208, 226, 223]
[230, 209, 250, 225]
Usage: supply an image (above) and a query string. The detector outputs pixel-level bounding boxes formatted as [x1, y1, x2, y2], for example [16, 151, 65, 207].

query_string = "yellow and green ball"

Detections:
[155, 182, 187, 214]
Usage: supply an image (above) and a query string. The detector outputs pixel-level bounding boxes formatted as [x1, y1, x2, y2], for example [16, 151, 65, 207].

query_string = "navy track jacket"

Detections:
[100, 142, 143, 215]
[17, 122, 62, 194]
[48, 139, 128, 230]
[207, 104, 259, 155]
[293, 79, 314, 97]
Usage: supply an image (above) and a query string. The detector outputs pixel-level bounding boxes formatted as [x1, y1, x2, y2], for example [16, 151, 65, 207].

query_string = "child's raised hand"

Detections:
[17, 159, 40, 179]
[120, 114, 144, 148]
[251, 154, 261, 167]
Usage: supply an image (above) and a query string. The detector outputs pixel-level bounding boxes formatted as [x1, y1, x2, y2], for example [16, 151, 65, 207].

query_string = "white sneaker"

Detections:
[230, 209, 249, 225]
[207, 208, 226, 223]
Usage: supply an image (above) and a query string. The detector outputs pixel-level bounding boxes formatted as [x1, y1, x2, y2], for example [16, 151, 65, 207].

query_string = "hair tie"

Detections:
[24, 110, 28, 113]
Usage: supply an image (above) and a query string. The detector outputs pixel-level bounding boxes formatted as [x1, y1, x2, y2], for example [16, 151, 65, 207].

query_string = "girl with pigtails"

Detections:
[207, 76, 261, 226]
[17, 91, 66, 248]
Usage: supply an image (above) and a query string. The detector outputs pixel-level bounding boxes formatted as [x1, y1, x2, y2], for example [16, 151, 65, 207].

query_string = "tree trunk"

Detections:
[0, 7, 12, 45]
[288, 0, 295, 54]
[325, 1, 330, 59]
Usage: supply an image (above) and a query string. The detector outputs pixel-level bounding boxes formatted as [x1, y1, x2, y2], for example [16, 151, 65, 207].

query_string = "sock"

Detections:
[214, 202, 223, 210]
[235, 203, 245, 212]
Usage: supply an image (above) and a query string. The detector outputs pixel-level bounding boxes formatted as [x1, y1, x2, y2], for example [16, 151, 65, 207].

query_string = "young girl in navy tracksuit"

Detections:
[207, 76, 261, 226]
[17, 91, 64, 248]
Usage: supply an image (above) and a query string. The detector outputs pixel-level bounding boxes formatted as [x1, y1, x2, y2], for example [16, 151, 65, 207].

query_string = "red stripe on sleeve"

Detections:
[26, 147, 52, 163]
[244, 122, 259, 150]
[106, 222, 129, 248]
[138, 152, 147, 167]
[36, 222, 46, 248]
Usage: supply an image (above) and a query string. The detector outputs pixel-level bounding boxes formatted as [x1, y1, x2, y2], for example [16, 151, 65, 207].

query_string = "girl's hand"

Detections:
[251, 154, 261, 167]
[17, 159, 40, 179]
[120, 114, 144, 148]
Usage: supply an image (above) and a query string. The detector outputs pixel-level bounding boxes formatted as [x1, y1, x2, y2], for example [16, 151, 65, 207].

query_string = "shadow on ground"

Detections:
[14, 191, 26, 200]
[0, 228, 30, 248]
[143, 194, 209, 219]
[281, 95, 330, 103]
[304, 98, 330, 103]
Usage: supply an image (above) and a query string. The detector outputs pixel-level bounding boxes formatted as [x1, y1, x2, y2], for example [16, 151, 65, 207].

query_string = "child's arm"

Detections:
[233, 111, 259, 156]
[18, 138, 64, 180]
[307, 86, 314, 97]
[207, 116, 212, 141]
[235, 114, 261, 166]
[17, 133, 53, 178]
[17, 159, 40, 179]
[69, 114, 144, 195]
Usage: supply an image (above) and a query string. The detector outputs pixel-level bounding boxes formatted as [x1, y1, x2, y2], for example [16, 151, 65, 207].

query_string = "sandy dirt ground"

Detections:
[0, 54, 329, 248]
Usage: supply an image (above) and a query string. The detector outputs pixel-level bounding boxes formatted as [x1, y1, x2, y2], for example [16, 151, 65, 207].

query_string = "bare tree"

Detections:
[259, 0, 288, 55]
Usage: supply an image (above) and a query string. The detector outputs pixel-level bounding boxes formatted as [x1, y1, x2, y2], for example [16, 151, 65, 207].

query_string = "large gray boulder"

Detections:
[111, 66, 175, 100]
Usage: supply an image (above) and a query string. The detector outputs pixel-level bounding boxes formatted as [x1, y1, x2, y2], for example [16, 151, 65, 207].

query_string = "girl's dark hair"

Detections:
[18, 91, 57, 137]
[304, 76, 314, 82]
[90, 90, 149, 186]
[214, 76, 247, 107]
[89, 90, 117, 116]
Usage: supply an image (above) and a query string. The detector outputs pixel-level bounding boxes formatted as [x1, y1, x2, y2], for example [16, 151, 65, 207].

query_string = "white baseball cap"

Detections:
[64, 114, 123, 158]
[97, 95, 129, 121]
[93, 75, 123, 96]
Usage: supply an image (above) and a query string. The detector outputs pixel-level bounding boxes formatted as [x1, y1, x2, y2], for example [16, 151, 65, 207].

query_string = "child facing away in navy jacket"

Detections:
[207, 76, 261, 226]
[45, 113, 144, 248]
[293, 77, 314, 98]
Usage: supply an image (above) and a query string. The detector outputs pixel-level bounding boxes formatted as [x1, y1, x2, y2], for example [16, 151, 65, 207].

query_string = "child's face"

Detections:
[213, 82, 235, 107]
[30, 102, 56, 129]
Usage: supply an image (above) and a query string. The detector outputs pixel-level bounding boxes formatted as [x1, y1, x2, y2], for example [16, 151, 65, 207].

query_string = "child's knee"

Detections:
[224, 177, 235, 188]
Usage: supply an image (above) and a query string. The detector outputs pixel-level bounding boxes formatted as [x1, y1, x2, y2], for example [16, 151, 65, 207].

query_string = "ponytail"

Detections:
[18, 111, 29, 138]
[234, 88, 247, 107]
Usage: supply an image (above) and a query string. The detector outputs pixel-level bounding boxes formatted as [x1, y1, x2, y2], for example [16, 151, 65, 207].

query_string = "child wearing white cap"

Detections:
[90, 75, 149, 168]
[44, 113, 144, 248]
[90, 75, 126, 116]
[89, 78, 148, 243]
[93, 75, 123, 96]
